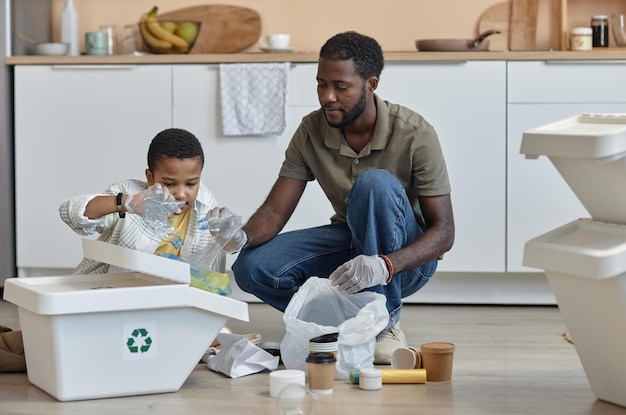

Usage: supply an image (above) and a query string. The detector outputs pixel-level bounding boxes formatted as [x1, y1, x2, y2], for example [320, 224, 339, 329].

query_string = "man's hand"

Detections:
[204, 207, 247, 253]
[329, 254, 389, 294]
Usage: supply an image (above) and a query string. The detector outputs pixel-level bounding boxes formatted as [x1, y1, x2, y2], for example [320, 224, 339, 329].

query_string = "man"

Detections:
[225, 31, 454, 363]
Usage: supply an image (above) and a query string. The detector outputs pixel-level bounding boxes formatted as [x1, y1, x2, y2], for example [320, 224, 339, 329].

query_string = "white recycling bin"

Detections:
[3, 239, 249, 401]
[521, 113, 626, 408]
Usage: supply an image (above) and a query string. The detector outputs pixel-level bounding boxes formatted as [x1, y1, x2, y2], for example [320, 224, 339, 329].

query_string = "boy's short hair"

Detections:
[147, 128, 204, 171]
[319, 31, 384, 81]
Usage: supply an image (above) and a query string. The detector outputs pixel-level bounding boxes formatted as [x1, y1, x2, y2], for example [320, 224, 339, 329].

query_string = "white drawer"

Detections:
[508, 61, 626, 103]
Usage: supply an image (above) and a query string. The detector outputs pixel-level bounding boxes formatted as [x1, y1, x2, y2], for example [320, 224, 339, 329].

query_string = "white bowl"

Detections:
[34, 42, 69, 56]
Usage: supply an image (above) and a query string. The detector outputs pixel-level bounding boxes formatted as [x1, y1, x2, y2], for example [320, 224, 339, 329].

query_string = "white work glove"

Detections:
[329, 254, 389, 294]
[204, 207, 248, 253]
[124, 183, 182, 216]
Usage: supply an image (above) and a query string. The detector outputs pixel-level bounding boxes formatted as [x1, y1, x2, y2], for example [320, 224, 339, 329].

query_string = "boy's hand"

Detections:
[329, 255, 389, 294]
[125, 183, 181, 216]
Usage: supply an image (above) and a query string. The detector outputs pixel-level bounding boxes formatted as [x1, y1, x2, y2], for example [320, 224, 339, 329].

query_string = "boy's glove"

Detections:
[124, 183, 182, 216]
[329, 254, 389, 294]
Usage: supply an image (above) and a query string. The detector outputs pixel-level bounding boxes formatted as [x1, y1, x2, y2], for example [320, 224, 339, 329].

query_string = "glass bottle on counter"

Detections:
[591, 15, 609, 48]
[61, 0, 79, 55]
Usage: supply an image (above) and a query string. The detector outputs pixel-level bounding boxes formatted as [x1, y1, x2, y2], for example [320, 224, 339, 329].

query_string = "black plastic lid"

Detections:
[309, 333, 339, 343]
[305, 352, 337, 364]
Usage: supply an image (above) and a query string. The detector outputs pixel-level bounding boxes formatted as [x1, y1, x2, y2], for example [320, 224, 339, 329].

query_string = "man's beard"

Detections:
[325, 84, 367, 129]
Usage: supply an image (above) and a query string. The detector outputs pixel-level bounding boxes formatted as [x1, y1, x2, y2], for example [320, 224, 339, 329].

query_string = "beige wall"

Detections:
[50, 0, 626, 53]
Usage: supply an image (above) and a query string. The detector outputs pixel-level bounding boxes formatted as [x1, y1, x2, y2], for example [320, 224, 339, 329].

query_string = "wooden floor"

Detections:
[1, 296, 626, 415]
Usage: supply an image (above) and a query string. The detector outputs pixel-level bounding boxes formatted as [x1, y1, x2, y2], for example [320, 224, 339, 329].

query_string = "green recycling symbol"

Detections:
[126, 328, 152, 354]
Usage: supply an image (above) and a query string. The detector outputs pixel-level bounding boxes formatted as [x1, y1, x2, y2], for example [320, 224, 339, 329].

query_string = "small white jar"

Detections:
[570, 27, 593, 51]
[358, 368, 382, 391]
[269, 369, 306, 398]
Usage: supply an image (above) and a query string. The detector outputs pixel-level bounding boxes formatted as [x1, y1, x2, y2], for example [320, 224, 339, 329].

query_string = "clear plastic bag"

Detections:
[280, 277, 389, 380]
[185, 213, 244, 295]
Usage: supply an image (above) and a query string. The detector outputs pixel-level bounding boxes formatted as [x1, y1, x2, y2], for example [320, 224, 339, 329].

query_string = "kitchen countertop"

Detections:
[5, 49, 626, 65]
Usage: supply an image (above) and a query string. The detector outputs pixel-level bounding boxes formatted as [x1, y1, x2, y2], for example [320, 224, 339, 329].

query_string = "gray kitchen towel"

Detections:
[219, 63, 289, 136]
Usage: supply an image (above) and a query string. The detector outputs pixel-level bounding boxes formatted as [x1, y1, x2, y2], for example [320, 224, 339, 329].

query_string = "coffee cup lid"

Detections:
[420, 341, 455, 354]
[306, 352, 337, 363]
[309, 333, 339, 343]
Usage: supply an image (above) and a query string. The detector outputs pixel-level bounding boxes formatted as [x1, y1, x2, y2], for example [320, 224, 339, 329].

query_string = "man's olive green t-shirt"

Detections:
[279, 94, 451, 228]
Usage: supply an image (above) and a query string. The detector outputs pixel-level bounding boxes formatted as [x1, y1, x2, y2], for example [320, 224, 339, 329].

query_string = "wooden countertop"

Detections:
[5, 49, 626, 65]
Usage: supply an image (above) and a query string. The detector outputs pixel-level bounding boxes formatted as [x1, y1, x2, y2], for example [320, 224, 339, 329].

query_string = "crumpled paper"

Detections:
[207, 333, 279, 378]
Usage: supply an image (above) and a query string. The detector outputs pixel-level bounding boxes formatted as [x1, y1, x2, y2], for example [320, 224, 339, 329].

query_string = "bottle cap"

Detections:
[571, 27, 592, 35]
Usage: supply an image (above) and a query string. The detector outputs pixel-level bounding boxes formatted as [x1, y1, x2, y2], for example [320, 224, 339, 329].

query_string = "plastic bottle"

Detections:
[61, 0, 79, 56]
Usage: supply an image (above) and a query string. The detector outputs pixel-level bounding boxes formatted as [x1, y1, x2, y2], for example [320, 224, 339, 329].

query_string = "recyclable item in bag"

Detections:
[280, 277, 389, 380]
[186, 212, 245, 295]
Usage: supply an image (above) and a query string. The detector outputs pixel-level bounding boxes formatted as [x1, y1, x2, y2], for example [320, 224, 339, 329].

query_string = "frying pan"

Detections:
[416, 29, 501, 51]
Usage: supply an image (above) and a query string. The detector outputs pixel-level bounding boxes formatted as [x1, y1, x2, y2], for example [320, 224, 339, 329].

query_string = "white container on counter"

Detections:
[570, 27, 592, 51]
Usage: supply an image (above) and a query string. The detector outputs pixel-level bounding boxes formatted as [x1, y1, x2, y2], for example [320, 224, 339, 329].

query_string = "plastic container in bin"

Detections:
[2, 239, 249, 401]
[521, 113, 626, 408]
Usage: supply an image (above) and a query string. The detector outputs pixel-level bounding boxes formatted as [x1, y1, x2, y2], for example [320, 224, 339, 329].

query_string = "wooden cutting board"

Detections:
[478, 2, 511, 51]
[157, 5, 262, 53]
[509, 0, 539, 50]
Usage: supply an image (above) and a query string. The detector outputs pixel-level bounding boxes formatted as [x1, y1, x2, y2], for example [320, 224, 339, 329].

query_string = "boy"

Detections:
[60, 128, 244, 274]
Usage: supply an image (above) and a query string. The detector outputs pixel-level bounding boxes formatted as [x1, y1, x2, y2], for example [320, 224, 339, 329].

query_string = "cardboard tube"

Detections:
[350, 368, 427, 384]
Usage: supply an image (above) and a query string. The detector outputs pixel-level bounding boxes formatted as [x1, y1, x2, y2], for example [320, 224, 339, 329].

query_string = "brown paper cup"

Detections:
[306, 352, 336, 394]
[420, 342, 455, 382]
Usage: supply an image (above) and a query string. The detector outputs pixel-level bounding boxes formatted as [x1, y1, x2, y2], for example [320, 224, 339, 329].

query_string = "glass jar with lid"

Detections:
[591, 15, 609, 47]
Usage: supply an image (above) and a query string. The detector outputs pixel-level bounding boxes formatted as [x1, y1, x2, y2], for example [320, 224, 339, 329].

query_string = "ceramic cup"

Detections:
[420, 342, 455, 382]
[85, 31, 109, 55]
[262, 33, 290, 49]
[391, 346, 422, 369]
[305, 352, 336, 394]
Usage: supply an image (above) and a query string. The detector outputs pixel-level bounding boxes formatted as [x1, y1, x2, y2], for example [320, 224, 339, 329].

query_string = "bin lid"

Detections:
[3, 240, 249, 321]
[521, 113, 626, 160]
[523, 218, 626, 279]
[82, 239, 190, 284]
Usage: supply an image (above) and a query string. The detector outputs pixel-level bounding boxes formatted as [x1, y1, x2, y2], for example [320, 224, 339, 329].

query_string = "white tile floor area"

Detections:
[1, 295, 626, 415]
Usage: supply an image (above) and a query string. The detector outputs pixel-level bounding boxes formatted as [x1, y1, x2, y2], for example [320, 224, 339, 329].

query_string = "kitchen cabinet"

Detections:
[377, 61, 507, 272]
[14, 64, 172, 275]
[507, 60, 626, 272]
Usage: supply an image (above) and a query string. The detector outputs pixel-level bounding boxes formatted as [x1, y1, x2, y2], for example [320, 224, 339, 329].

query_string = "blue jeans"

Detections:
[233, 169, 438, 330]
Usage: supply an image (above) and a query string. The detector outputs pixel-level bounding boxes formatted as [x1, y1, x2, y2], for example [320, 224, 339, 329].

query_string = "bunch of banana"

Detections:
[139, 6, 190, 53]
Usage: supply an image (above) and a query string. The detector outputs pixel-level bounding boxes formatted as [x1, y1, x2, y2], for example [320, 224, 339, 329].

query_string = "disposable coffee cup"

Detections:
[420, 342, 455, 382]
[391, 346, 422, 369]
[305, 352, 336, 394]
[309, 332, 339, 357]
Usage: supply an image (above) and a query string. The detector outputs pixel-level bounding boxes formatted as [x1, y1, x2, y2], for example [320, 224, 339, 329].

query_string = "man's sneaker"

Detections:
[374, 325, 407, 364]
